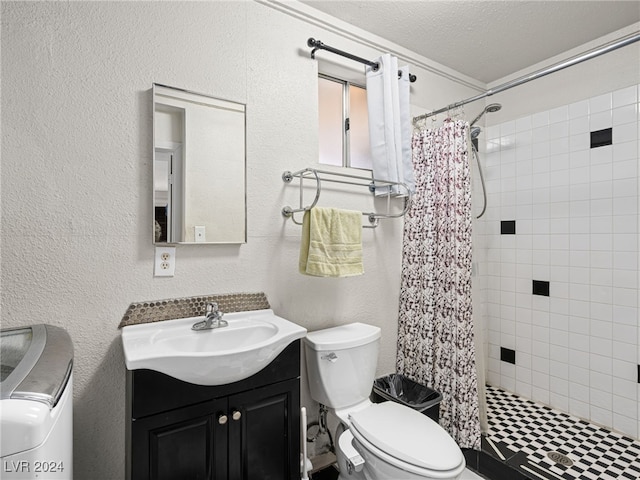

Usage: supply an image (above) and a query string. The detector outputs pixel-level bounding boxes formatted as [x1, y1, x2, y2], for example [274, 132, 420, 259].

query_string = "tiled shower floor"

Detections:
[485, 385, 640, 480]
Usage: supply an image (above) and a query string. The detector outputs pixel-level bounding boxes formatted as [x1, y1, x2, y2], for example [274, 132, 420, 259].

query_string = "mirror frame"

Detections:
[152, 83, 247, 245]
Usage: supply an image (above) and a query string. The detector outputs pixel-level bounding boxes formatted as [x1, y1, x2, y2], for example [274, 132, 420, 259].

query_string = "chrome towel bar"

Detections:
[281, 168, 412, 228]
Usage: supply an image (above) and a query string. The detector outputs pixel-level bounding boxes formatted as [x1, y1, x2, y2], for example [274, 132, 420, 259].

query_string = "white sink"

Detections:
[121, 309, 306, 385]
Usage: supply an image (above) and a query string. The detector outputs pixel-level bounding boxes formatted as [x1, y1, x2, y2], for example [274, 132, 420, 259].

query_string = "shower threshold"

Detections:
[465, 385, 640, 480]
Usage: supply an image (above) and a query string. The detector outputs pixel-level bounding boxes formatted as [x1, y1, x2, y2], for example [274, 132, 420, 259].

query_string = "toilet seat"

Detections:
[349, 402, 464, 474]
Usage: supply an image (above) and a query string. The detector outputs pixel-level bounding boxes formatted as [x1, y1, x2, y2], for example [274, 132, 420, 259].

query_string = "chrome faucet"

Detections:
[192, 302, 228, 331]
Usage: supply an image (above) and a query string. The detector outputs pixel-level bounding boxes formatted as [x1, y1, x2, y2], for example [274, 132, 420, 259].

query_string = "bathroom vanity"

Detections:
[126, 340, 301, 480]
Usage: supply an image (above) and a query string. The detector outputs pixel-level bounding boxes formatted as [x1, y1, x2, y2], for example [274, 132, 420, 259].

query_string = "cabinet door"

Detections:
[228, 378, 300, 480]
[132, 398, 228, 480]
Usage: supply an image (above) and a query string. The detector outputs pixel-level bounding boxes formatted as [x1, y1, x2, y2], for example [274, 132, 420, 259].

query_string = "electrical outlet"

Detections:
[154, 246, 176, 277]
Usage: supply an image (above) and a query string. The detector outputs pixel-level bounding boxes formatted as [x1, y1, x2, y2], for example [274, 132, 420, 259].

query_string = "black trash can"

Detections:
[372, 373, 442, 423]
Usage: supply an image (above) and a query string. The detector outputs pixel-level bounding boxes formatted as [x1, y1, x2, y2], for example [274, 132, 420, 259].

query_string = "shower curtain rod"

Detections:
[413, 30, 640, 123]
[307, 38, 417, 82]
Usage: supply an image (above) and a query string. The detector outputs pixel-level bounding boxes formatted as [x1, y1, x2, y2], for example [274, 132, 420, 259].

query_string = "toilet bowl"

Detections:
[304, 323, 465, 480]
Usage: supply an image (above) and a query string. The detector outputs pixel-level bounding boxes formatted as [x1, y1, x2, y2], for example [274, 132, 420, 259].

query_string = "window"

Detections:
[318, 75, 372, 170]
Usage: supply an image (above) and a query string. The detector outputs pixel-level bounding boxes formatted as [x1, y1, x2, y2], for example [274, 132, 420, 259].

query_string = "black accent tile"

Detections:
[590, 128, 613, 148]
[637, 365, 640, 384]
[533, 280, 550, 296]
[500, 347, 516, 365]
[501, 220, 516, 235]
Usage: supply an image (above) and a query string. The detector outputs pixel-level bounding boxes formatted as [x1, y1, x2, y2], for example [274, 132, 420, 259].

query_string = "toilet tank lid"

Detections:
[304, 323, 381, 351]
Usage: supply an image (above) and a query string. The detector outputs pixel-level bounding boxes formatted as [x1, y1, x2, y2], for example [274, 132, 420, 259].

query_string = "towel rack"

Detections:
[281, 168, 412, 228]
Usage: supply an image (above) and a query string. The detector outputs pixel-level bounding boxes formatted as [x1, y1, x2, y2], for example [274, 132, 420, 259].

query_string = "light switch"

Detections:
[195, 226, 206, 243]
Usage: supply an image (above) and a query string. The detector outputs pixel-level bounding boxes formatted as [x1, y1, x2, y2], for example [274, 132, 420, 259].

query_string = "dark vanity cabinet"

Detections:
[126, 341, 301, 480]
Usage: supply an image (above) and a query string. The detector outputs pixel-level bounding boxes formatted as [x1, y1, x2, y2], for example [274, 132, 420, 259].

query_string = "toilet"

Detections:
[304, 323, 466, 480]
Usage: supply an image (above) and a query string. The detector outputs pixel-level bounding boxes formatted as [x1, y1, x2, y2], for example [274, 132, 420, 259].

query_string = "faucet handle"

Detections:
[206, 302, 218, 315]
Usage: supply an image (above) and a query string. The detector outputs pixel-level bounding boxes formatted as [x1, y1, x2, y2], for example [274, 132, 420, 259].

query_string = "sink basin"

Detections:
[121, 309, 306, 385]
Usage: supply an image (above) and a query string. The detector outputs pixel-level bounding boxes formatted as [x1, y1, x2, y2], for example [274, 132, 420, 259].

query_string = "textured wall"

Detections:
[1, 2, 479, 478]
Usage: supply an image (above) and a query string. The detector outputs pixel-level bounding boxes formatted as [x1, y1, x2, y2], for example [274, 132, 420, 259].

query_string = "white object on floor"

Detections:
[1, 325, 74, 480]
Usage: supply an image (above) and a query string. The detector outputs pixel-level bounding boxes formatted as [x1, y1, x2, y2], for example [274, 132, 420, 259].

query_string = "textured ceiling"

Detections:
[300, 1, 640, 84]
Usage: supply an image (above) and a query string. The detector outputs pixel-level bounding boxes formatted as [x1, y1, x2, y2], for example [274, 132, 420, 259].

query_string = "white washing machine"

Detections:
[0, 325, 73, 479]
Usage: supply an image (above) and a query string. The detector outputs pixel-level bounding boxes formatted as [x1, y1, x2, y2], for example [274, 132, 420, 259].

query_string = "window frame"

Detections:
[318, 73, 371, 171]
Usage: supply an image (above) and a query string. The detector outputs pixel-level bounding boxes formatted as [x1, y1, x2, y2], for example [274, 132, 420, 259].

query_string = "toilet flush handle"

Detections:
[321, 352, 338, 362]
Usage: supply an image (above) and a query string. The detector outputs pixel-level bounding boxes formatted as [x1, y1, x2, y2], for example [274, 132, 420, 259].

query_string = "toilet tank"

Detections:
[304, 323, 380, 409]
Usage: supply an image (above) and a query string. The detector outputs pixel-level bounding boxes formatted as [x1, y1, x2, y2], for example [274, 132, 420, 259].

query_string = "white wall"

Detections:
[476, 26, 640, 439]
[1, 2, 480, 478]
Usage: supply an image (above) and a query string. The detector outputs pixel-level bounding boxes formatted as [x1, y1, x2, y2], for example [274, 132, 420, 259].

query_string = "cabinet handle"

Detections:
[218, 414, 228, 425]
[232, 410, 242, 421]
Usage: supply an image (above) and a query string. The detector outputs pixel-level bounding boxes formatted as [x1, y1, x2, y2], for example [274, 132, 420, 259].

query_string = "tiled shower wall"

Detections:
[478, 84, 640, 439]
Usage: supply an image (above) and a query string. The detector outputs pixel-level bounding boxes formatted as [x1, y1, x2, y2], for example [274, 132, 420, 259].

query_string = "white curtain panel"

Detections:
[366, 54, 414, 196]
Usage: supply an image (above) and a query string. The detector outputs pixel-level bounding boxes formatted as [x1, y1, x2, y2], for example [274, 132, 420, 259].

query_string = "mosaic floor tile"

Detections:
[486, 385, 640, 480]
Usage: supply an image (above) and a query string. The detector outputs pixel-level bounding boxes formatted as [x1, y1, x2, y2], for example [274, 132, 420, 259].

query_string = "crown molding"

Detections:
[256, 0, 485, 93]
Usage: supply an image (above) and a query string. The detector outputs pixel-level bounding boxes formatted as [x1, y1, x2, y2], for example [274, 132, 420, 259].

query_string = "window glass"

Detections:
[318, 75, 372, 170]
[318, 77, 343, 167]
[348, 85, 372, 170]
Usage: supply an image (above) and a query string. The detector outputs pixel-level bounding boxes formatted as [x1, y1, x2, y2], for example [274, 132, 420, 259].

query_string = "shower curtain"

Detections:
[396, 119, 481, 450]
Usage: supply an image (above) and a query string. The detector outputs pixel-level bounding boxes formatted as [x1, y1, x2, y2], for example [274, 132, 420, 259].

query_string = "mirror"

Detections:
[153, 84, 246, 244]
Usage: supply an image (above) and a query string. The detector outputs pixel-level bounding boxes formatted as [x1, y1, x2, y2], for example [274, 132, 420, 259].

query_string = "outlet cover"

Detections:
[195, 225, 206, 242]
[154, 246, 176, 277]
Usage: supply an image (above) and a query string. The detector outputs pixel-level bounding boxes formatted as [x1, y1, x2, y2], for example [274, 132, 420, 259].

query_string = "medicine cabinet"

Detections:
[153, 84, 246, 244]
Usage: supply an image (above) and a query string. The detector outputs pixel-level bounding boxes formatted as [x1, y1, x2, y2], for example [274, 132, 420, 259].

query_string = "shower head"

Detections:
[470, 102, 502, 127]
[470, 126, 482, 139]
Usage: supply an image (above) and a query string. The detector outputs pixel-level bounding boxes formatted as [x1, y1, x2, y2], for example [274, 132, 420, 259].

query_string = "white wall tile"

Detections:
[516, 115, 533, 132]
[613, 413, 638, 439]
[569, 99, 590, 119]
[612, 359, 637, 380]
[590, 387, 612, 411]
[613, 269, 638, 289]
[612, 376, 638, 400]
[531, 110, 549, 128]
[589, 353, 612, 374]
[590, 406, 613, 428]
[613, 159, 638, 180]
[569, 149, 589, 169]
[613, 85, 638, 108]
[612, 305, 637, 326]
[612, 178, 637, 197]
[483, 86, 638, 437]
[589, 92, 612, 113]
[500, 120, 516, 136]
[549, 137, 569, 155]
[590, 251, 612, 269]
[613, 104, 639, 126]
[613, 122, 638, 144]
[613, 287, 638, 307]
[590, 110, 612, 131]
[549, 105, 569, 123]
[549, 392, 569, 412]
[569, 133, 590, 152]
[549, 121, 569, 139]
[569, 398, 590, 419]
[613, 140, 638, 162]
[590, 337, 612, 357]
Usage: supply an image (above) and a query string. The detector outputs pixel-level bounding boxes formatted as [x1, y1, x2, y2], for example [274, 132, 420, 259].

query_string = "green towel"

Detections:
[299, 207, 364, 277]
